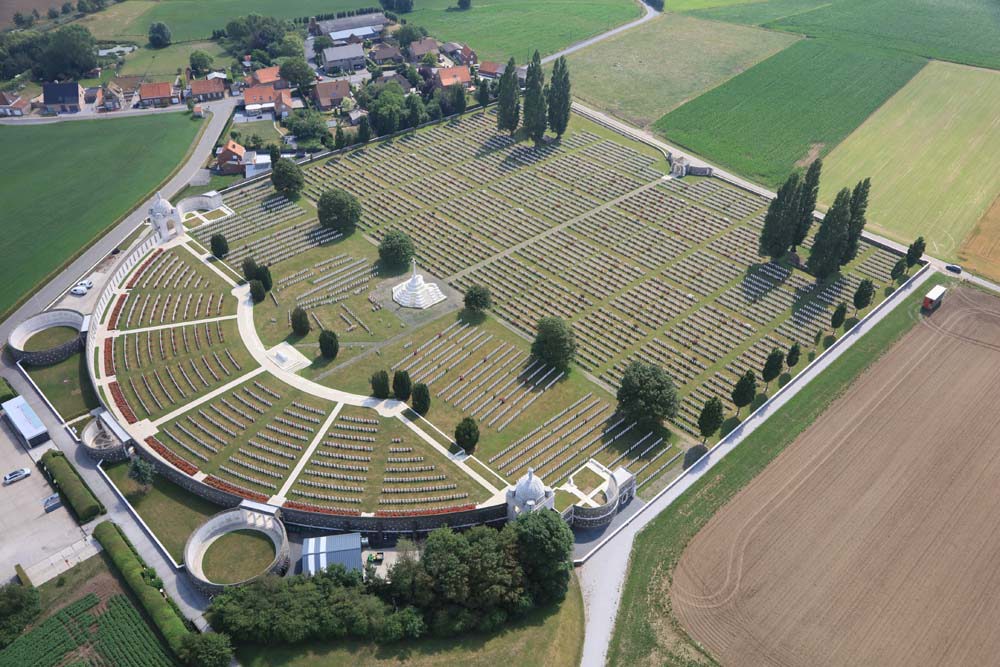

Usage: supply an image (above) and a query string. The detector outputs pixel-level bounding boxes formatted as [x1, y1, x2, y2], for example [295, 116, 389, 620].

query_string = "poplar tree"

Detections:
[496, 58, 520, 135]
[792, 159, 822, 250]
[522, 50, 547, 143]
[807, 188, 851, 281]
[841, 177, 871, 265]
[906, 236, 925, 267]
[547, 56, 571, 137]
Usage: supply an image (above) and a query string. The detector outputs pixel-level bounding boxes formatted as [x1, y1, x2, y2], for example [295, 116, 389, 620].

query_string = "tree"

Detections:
[496, 57, 520, 135]
[313, 35, 334, 51]
[48, 7, 60, 20]
[841, 177, 870, 265]
[697, 396, 724, 442]
[405, 94, 425, 129]
[61, 2, 73, 14]
[546, 56, 571, 137]
[189, 49, 213, 75]
[476, 79, 491, 109]
[241, 258, 259, 281]
[758, 172, 799, 260]
[457, 0, 471, 8]
[445, 84, 466, 115]
[41, 24, 97, 80]
[464, 284, 491, 313]
[318, 330, 339, 359]
[786, 342, 801, 368]
[13, 11, 34, 27]
[831, 302, 847, 331]
[378, 229, 414, 270]
[807, 187, 851, 281]
[514, 509, 574, 606]
[761, 348, 784, 390]
[421, 51, 438, 67]
[792, 159, 821, 250]
[291, 306, 310, 336]
[531, 316, 575, 373]
[731, 370, 756, 415]
[317, 188, 362, 234]
[267, 143, 281, 164]
[853, 278, 875, 313]
[148, 21, 171, 48]
[334, 125, 347, 150]
[128, 457, 155, 491]
[179, 632, 233, 667]
[279, 57, 314, 90]
[683, 444, 708, 470]
[411, 382, 430, 414]
[357, 115, 372, 143]
[248, 279, 265, 303]
[616, 360, 679, 428]
[891, 257, 907, 281]
[209, 233, 229, 259]
[371, 370, 390, 399]
[522, 51, 547, 143]
[393, 370, 412, 401]
[255, 265, 272, 291]
[455, 417, 479, 453]
[0, 582, 39, 648]
[396, 24, 426, 48]
[906, 236, 925, 267]
[270, 158, 304, 198]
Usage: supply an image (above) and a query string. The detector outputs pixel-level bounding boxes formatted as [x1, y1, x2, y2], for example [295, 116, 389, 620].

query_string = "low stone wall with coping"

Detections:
[8, 309, 87, 366]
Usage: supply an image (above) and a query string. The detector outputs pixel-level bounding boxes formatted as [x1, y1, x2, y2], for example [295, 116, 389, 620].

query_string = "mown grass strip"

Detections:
[607, 270, 949, 666]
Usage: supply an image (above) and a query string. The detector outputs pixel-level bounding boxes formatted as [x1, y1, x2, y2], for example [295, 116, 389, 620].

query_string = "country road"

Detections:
[541, 1, 659, 64]
[0, 104, 190, 125]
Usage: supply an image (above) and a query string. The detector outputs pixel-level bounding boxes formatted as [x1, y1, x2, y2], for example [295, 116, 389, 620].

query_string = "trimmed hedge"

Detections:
[14, 564, 32, 588]
[92, 521, 189, 655]
[40, 450, 104, 522]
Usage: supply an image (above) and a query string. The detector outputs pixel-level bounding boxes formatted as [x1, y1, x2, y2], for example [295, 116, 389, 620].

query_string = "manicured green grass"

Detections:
[770, 0, 1000, 71]
[105, 461, 219, 563]
[201, 530, 275, 584]
[25, 352, 99, 421]
[406, 0, 643, 62]
[22, 326, 79, 352]
[606, 271, 950, 667]
[231, 119, 285, 146]
[73, 0, 157, 39]
[0, 114, 203, 320]
[238, 572, 585, 667]
[683, 0, 833, 25]
[571, 466, 604, 494]
[561, 13, 797, 127]
[120, 41, 227, 77]
[819, 60, 1000, 261]
[654, 39, 925, 187]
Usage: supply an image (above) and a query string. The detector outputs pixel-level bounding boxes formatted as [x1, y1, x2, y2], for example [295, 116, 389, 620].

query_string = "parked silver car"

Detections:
[3, 468, 31, 485]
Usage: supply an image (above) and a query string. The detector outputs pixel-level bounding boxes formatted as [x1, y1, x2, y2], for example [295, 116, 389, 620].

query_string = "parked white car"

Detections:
[3, 468, 31, 485]
[70, 285, 88, 296]
[76, 279, 94, 289]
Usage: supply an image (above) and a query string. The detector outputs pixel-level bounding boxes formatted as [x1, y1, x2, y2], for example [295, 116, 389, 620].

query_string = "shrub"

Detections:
[291, 307, 310, 336]
[378, 229, 414, 270]
[40, 450, 103, 522]
[454, 417, 479, 453]
[683, 444, 708, 469]
[249, 279, 265, 304]
[393, 370, 412, 401]
[371, 370, 390, 399]
[93, 522, 189, 654]
[319, 330, 339, 359]
[411, 382, 430, 415]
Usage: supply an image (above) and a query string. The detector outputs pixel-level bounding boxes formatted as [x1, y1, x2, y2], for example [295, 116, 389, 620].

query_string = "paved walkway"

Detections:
[576, 267, 936, 667]
[22, 536, 102, 586]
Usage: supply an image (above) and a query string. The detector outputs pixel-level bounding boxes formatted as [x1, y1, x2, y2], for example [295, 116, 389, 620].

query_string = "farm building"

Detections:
[41, 82, 84, 113]
[321, 44, 366, 74]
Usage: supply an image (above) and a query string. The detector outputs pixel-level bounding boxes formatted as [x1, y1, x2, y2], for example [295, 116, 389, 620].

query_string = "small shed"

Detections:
[2, 396, 49, 447]
[302, 533, 363, 575]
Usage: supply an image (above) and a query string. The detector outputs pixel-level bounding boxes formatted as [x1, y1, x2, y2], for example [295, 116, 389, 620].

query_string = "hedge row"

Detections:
[92, 522, 190, 655]
[40, 451, 104, 522]
[14, 564, 32, 588]
[0, 378, 18, 403]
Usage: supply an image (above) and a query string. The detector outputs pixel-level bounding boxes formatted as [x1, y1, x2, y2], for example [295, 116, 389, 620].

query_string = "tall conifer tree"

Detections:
[841, 177, 871, 265]
[523, 50, 547, 143]
[792, 159, 822, 249]
[496, 57, 520, 135]
[547, 56, 571, 137]
[807, 187, 852, 280]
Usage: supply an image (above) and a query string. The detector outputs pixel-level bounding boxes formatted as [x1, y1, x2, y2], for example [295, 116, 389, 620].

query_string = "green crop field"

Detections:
[682, 0, 835, 25]
[654, 39, 925, 187]
[770, 0, 1000, 71]
[0, 113, 203, 319]
[819, 61, 1000, 262]
[405, 0, 642, 62]
[562, 13, 797, 127]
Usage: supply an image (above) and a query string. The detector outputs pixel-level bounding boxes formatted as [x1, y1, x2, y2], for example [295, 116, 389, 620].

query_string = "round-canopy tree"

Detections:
[455, 417, 479, 453]
[179, 632, 233, 667]
[189, 49, 213, 75]
[761, 348, 785, 390]
[463, 284, 491, 313]
[378, 229, 414, 270]
[318, 330, 339, 359]
[317, 188, 362, 235]
[615, 360, 678, 429]
[148, 21, 171, 48]
[697, 396, 724, 442]
[683, 444, 708, 470]
[786, 342, 801, 368]
[278, 57, 314, 90]
[731, 370, 757, 415]
[270, 158, 304, 198]
[531, 316, 575, 373]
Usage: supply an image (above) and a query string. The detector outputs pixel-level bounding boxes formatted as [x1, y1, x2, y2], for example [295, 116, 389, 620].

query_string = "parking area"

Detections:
[0, 422, 84, 581]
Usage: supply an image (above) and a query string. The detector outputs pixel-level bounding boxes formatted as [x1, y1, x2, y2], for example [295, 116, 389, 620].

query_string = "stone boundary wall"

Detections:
[80, 418, 129, 463]
[570, 476, 621, 530]
[8, 309, 87, 366]
[177, 192, 223, 218]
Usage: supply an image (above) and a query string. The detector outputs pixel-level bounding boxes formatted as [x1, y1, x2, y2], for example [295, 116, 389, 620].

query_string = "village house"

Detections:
[0, 90, 30, 116]
[311, 79, 352, 111]
[243, 85, 293, 118]
[101, 81, 126, 111]
[408, 37, 440, 63]
[442, 42, 477, 65]
[83, 86, 103, 106]
[321, 44, 366, 74]
[246, 65, 288, 90]
[190, 77, 226, 101]
[41, 82, 84, 113]
[370, 43, 403, 65]
[478, 61, 503, 80]
[138, 81, 178, 107]
[434, 66, 472, 89]
[378, 71, 413, 92]
[216, 140, 246, 175]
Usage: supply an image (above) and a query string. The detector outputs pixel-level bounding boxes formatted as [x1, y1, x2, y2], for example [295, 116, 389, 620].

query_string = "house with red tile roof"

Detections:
[189, 77, 226, 101]
[434, 66, 471, 89]
[245, 65, 288, 89]
[138, 81, 177, 107]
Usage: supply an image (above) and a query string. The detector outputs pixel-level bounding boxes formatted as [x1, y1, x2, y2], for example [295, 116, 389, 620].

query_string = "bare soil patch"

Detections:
[672, 286, 1000, 666]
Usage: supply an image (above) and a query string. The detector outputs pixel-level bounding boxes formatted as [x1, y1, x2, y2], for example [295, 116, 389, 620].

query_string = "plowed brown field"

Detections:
[672, 286, 1000, 667]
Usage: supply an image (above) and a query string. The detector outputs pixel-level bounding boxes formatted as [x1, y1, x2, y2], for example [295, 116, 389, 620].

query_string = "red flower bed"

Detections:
[204, 476, 269, 503]
[374, 504, 476, 518]
[103, 339, 115, 376]
[107, 294, 128, 330]
[145, 437, 198, 476]
[282, 500, 361, 517]
[108, 381, 137, 424]
[125, 248, 163, 289]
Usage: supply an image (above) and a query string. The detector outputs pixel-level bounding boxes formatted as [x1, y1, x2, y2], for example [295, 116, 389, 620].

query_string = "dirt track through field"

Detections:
[672, 286, 1000, 667]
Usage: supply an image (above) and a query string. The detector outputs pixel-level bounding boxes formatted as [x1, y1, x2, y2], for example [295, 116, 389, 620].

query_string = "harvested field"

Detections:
[672, 286, 1000, 666]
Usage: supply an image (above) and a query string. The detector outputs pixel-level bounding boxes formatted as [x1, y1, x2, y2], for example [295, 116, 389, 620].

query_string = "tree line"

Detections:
[209, 510, 574, 643]
[496, 51, 572, 141]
